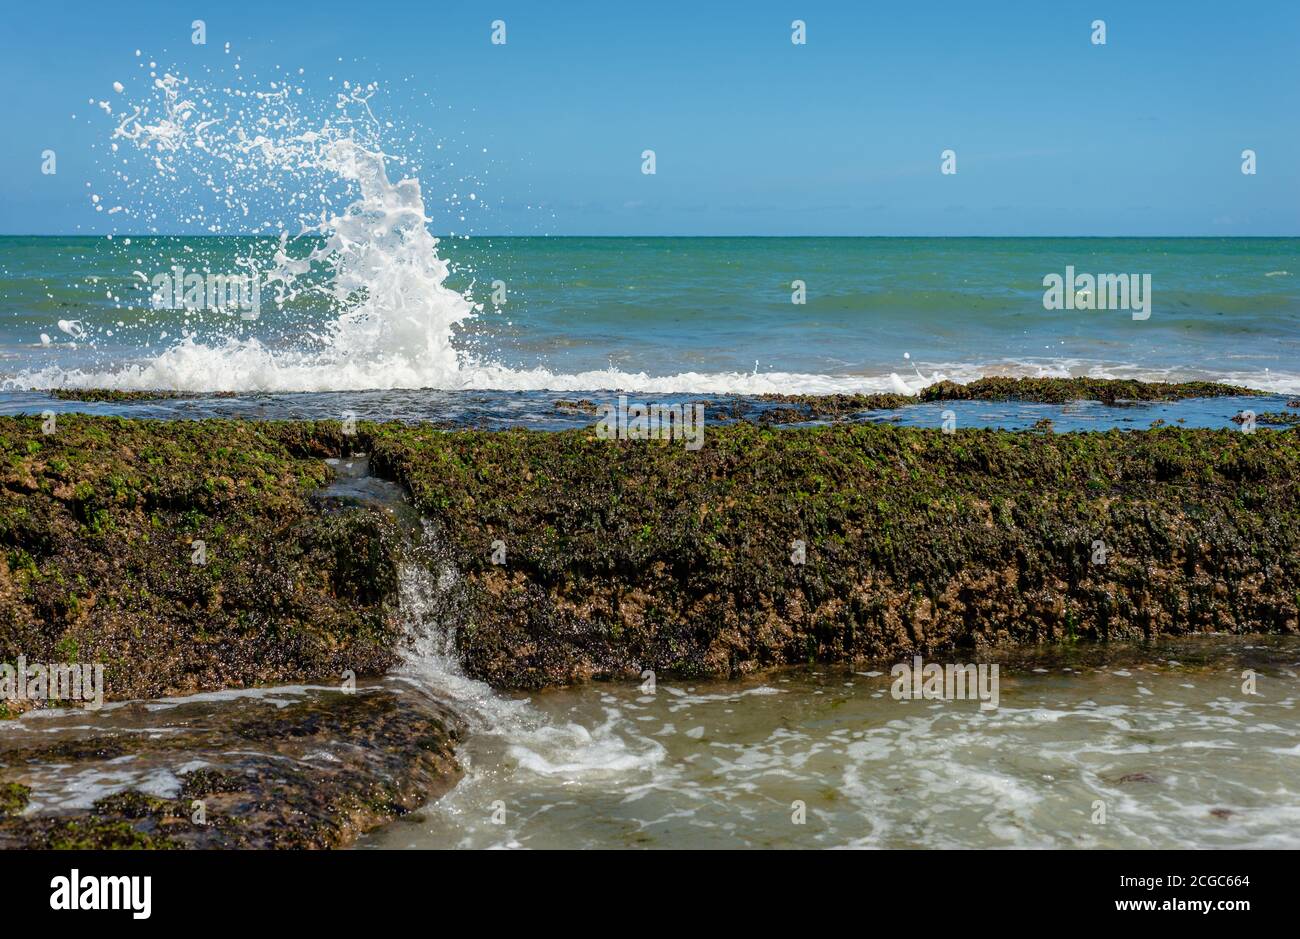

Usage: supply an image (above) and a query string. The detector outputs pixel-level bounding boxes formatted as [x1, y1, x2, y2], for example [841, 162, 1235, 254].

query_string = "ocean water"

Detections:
[13, 636, 1299, 851]
[2, 236, 1298, 397]
[364, 639, 1300, 850]
[2, 65, 1292, 398]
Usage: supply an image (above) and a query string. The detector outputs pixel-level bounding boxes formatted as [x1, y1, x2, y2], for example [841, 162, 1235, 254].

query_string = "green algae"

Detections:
[0, 415, 404, 702]
[0, 782, 29, 817]
[3, 380, 1297, 697]
[753, 378, 1262, 423]
[1251, 412, 1300, 427]
[362, 419, 1300, 688]
[916, 377, 1262, 404]
[45, 389, 237, 402]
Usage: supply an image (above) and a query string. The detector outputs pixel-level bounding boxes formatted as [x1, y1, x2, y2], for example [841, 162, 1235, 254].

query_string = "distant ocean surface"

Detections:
[1, 236, 1297, 395]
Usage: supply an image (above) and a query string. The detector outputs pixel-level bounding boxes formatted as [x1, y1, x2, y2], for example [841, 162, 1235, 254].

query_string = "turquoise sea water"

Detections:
[1, 236, 1297, 397]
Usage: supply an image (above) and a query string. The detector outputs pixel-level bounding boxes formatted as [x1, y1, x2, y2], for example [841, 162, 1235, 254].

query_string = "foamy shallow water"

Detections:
[362, 637, 1300, 849]
[7, 636, 1296, 849]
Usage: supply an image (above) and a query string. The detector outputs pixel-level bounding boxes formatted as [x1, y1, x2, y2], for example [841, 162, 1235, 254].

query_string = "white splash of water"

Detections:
[65, 69, 479, 390]
[22, 60, 954, 397]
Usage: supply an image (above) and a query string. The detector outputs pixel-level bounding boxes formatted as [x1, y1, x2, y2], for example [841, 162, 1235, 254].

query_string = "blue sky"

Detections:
[2, 0, 1297, 236]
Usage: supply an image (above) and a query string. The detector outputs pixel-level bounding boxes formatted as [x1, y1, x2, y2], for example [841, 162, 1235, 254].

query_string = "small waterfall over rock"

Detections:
[388, 518, 665, 778]
[390, 520, 536, 734]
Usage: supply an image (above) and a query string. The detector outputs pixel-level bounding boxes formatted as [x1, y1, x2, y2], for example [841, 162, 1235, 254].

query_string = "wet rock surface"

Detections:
[753, 377, 1265, 423]
[0, 686, 463, 849]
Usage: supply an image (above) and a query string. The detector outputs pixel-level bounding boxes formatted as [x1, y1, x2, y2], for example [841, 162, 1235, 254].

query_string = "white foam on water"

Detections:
[19, 762, 185, 814]
[361, 646, 1300, 849]
[18, 67, 481, 394]
[26, 344, 1299, 395]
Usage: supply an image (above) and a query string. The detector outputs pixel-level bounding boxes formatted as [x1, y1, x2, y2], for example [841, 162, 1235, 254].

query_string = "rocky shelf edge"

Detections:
[0, 417, 408, 704]
[41, 375, 1266, 410]
[750, 377, 1267, 422]
[366, 414, 1300, 688]
[1, 381, 1295, 698]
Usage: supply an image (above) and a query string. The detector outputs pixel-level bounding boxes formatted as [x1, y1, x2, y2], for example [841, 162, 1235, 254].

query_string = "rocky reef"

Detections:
[5, 383, 1299, 696]
[752, 377, 1265, 422]
[0, 417, 404, 705]
[367, 416, 1300, 688]
[2, 377, 1298, 847]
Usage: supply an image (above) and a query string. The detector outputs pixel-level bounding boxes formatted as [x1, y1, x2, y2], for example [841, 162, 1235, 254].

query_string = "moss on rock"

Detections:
[753, 378, 1261, 423]
[45, 389, 238, 402]
[3, 387, 1296, 698]
[0, 782, 29, 817]
[364, 419, 1300, 688]
[1243, 412, 1300, 427]
[0, 415, 404, 702]
[917, 377, 1261, 405]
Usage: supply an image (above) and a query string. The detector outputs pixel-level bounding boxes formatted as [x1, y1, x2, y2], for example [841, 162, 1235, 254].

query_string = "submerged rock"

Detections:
[753, 378, 1264, 423]
[1236, 411, 1300, 427]
[917, 377, 1263, 405]
[0, 686, 462, 849]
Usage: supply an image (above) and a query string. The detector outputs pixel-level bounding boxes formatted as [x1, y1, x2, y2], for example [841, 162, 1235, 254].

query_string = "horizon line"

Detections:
[2, 233, 1298, 240]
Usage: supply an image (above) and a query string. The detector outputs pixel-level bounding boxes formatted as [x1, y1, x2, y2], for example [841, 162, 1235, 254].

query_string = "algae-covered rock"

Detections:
[365, 420, 1300, 688]
[0, 687, 462, 849]
[917, 377, 1261, 404]
[1237, 411, 1300, 427]
[4, 399, 1298, 697]
[0, 416, 404, 703]
[751, 378, 1261, 423]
